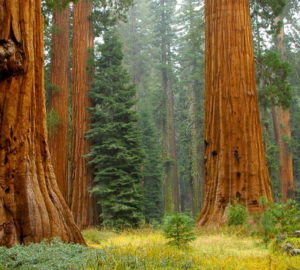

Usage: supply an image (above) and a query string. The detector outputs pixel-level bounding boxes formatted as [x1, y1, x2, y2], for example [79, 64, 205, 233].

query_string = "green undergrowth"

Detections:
[0, 229, 299, 269]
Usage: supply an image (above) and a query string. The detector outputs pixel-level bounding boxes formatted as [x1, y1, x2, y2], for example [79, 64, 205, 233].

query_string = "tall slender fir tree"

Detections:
[86, 28, 144, 229]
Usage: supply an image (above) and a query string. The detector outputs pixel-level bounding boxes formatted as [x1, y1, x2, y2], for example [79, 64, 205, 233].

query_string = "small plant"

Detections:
[259, 198, 300, 243]
[162, 213, 196, 248]
[227, 201, 248, 226]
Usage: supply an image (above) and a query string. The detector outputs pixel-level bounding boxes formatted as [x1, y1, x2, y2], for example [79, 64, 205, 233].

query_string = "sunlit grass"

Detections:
[82, 228, 300, 269]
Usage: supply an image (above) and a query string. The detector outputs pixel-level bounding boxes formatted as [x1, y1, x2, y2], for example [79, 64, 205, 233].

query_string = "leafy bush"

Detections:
[227, 202, 248, 226]
[162, 213, 196, 248]
[259, 199, 300, 243]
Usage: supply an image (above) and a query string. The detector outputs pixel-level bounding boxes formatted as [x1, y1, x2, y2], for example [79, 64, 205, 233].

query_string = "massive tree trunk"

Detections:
[160, 0, 180, 213]
[48, 2, 70, 201]
[198, 0, 273, 226]
[0, 0, 84, 246]
[71, 0, 94, 229]
[271, 16, 294, 202]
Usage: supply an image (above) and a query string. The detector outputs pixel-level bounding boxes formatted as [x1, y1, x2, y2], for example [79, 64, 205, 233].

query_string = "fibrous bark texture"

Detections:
[71, 0, 94, 229]
[271, 17, 294, 202]
[198, 0, 273, 226]
[0, 0, 84, 247]
[160, 0, 180, 213]
[48, 3, 70, 201]
[272, 107, 294, 201]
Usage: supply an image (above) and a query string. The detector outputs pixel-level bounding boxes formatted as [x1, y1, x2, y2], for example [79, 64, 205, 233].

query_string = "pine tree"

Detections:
[139, 110, 163, 223]
[86, 28, 144, 229]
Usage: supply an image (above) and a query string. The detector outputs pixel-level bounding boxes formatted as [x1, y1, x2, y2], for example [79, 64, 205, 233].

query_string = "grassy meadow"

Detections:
[81, 228, 300, 270]
[0, 228, 299, 269]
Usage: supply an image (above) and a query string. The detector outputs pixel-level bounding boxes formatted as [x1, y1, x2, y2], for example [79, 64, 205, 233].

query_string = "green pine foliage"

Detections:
[257, 50, 292, 109]
[86, 28, 144, 229]
[259, 198, 300, 243]
[139, 110, 163, 223]
[162, 213, 197, 248]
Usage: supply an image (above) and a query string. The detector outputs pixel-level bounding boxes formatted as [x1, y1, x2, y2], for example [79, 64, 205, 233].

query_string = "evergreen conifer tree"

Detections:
[86, 28, 144, 229]
[139, 110, 163, 223]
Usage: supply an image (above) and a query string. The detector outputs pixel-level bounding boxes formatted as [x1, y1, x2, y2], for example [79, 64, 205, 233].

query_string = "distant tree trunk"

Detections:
[272, 107, 294, 201]
[71, 0, 94, 229]
[271, 16, 294, 201]
[160, 0, 180, 213]
[190, 75, 203, 216]
[188, 0, 204, 217]
[48, 3, 70, 202]
[0, 0, 84, 247]
[198, 0, 273, 226]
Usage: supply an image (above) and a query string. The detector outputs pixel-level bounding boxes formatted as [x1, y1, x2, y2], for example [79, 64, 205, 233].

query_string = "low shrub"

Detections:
[227, 202, 248, 226]
[162, 213, 197, 248]
[258, 198, 300, 243]
[0, 239, 101, 270]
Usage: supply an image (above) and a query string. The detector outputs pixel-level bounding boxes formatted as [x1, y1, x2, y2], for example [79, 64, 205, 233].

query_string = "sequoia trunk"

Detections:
[48, 3, 70, 201]
[71, 0, 94, 228]
[272, 107, 294, 201]
[0, 0, 84, 246]
[271, 16, 294, 201]
[198, 0, 273, 226]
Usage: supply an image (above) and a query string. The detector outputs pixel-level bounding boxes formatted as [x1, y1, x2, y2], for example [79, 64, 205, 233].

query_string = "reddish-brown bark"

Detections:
[198, 0, 273, 226]
[70, 0, 95, 229]
[272, 107, 294, 201]
[0, 0, 84, 246]
[271, 17, 294, 202]
[48, 3, 70, 201]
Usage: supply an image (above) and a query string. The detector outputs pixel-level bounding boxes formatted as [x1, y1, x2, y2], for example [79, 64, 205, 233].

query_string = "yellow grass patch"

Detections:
[82, 228, 300, 270]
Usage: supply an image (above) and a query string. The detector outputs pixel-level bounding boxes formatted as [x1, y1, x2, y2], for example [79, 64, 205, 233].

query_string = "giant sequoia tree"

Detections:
[272, 14, 295, 202]
[198, 0, 273, 225]
[0, 0, 84, 246]
[48, 1, 70, 201]
[71, 0, 95, 229]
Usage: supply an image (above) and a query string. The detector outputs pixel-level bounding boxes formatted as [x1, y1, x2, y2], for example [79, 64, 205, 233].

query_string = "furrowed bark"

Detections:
[198, 0, 273, 226]
[271, 16, 294, 202]
[0, 0, 84, 247]
[71, 0, 95, 229]
[48, 2, 70, 202]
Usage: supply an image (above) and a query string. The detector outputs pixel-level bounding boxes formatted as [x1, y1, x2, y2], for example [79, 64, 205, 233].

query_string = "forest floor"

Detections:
[1, 228, 299, 269]
[82, 228, 300, 270]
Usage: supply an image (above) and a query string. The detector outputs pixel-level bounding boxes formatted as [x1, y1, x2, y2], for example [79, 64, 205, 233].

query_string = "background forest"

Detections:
[44, 0, 300, 228]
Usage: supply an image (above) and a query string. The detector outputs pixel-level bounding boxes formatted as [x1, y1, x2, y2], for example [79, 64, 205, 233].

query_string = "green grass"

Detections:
[0, 228, 299, 269]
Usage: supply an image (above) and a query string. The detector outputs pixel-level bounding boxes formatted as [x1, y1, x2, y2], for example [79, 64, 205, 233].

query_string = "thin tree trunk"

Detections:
[198, 0, 273, 226]
[71, 0, 94, 229]
[271, 16, 294, 202]
[188, 0, 204, 217]
[160, 0, 180, 213]
[48, 3, 70, 201]
[0, 0, 84, 247]
[190, 76, 203, 216]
